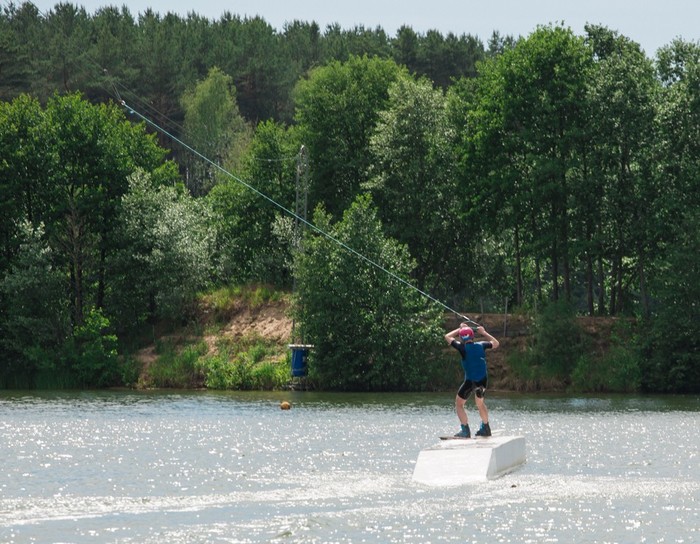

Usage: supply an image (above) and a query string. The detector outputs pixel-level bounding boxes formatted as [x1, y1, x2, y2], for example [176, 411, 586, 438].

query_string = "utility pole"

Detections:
[292, 145, 309, 343]
[294, 145, 309, 250]
[290, 145, 312, 387]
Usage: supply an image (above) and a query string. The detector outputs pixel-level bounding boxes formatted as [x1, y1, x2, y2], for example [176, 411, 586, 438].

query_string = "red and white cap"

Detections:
[459, 327, 474, 340]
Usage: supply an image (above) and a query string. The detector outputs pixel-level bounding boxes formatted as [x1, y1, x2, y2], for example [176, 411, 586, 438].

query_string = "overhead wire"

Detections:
[112, 80, 187, 137]
[18, 0, 480, 326]
[120, 99, 480, 326]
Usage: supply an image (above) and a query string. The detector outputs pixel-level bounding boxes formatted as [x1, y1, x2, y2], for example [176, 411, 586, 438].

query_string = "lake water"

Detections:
[1, 390, 698, 543]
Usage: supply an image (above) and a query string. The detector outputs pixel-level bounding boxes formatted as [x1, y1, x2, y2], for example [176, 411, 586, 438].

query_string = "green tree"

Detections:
[1, 92, 172, 336]
[0, 2, 35, 101]
[654, 39, 700, 236]
[656, 38, 700, 85]
[508, 300, 584, 388]
[210, 15, 292, 123]
[88, 6, 140, 102]
[176, 13, 213, 87]
[208, 120, 300, 284]
[415, 30, 484, 88]
[321, 23, 391, 61]
[181, 66, 249, 195]
[282, 20, 322, 73]
[392, 25, 419, 73]
[0, 221, 70, 386]
[0, 93, 173, 386]
[108, 170, 218, 333]
[486, 30, 518, 57]
[457, 25, 593, 307]
[293, 194, 443, 391]
[320, 23, 350, 61]
[503, 25, 592, 303]
[35, 3, 95, 96]
[133, 10, 184, 148]
[294, 54, 405, 217]
[584, 26, 658, 317]
[280, 20, 323, 119]
[448, 72, 523, 308]
[42, 93, 168, 324]
[641, 209, 700, 392]
[365, 76, 471, 297]
[0, 94, 48, 275]
[64, 307, 119, 387]
[640, 39, 700, 392]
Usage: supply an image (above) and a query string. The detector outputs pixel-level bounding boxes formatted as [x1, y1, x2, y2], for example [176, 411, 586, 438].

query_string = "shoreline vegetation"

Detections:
[2, 10, 697, 393]
[130, 285, 292, 391]
[128, 285, 629, 394]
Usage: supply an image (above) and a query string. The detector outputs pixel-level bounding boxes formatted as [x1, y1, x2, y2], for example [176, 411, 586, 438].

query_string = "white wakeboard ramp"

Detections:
[412, 434, 526, 486]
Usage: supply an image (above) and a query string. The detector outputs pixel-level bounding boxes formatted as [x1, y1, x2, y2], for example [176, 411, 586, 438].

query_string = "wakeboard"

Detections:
[439, 429, 502, 440]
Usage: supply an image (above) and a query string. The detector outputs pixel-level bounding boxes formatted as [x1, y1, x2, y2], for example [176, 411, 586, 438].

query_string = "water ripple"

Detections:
[1, 391, 698, 543]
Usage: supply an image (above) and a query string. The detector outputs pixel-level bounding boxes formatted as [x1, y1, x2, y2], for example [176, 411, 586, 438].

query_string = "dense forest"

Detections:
[0, 2, 698, 392]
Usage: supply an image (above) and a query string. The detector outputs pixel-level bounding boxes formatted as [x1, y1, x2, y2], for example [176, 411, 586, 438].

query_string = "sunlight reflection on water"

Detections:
[1, 391, 698, 543]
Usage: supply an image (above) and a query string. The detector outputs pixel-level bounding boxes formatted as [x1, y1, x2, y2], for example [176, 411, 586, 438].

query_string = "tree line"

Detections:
[0, 2, 500, 123]
[0, 3, 698, 392]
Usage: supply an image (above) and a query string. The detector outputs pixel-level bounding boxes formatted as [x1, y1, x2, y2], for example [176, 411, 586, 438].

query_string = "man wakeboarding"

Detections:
[444, 323, 500, 438]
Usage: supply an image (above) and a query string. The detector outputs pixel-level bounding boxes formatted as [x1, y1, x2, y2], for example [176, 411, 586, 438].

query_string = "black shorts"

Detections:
[457, 377, 488, 400]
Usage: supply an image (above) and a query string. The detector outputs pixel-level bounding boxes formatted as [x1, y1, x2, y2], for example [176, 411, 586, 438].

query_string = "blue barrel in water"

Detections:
[289, 344, 313, 377]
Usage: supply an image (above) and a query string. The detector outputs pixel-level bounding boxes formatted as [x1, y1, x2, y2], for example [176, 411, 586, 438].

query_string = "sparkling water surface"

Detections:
[1, 390, 698, 543]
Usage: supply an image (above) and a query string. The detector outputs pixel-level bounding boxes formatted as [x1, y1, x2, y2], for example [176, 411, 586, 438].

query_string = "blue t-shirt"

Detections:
[451, 340, 492, 381]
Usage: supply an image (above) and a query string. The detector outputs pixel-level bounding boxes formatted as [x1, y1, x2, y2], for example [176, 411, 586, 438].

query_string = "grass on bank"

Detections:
[135, 284, 291, 390]
[201, 283, 285, 320]
[197, 336, 289, 390]
[136, 335, 290, 390]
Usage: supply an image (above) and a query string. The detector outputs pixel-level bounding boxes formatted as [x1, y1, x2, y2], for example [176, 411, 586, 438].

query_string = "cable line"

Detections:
[22, 0, 481, 328]
[120, 100, 480, 327]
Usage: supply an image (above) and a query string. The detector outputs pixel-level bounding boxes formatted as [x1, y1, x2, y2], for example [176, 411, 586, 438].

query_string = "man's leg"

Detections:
[455, 394, 468, 426]
[474, 384, 491, 436]
[475, 394, 489, 424]
[453, 385, 472, 438]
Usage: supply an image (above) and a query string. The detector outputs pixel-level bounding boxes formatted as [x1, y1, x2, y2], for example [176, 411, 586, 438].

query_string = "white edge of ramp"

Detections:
[412, 435, 526, 487]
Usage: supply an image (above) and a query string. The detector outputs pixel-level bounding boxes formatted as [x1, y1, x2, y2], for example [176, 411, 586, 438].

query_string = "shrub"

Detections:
[251, 362, 288, 389]
[201, 284, 286, 322]
[68, 309, 120, 388]
[604, 345, 641, 392]
[198, 353, 240, 389]
[145, 340, 207, 388]
[568, 318, 642, 393]
[531, 301, 583, 377]
[506, 301, 583, 390]
[197, 335, 289, 390]
[117, 356, 142, 388]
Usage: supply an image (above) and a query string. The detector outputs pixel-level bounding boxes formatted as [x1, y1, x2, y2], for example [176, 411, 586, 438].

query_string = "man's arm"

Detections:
[476, 326, 499, 349]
